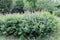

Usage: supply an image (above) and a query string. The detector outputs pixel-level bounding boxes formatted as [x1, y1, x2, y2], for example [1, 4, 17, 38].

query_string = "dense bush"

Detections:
[26, 0, 37, 11]
[36, 0, 57, 13]
[54, 9, 60, 17]
[0, 0, 59, 13]
[11, 0, 24, 13]
[0, 0, 12, 13]
[0, 12, 58, 38]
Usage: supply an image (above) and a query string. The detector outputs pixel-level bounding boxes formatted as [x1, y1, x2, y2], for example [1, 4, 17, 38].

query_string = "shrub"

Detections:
[0, 0, 12, 13]
[11, 0, 24, 13]
[0, 12, 58, 38]
[54, 9, 60, 17]
[36, 0, 57, 13]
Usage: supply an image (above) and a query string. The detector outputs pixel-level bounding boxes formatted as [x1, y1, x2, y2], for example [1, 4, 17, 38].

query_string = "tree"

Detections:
[11, 0, 24, 13]
[36, 0, 57, 13]
[26, 0, 37, 12]
[0, 0, 12, 14]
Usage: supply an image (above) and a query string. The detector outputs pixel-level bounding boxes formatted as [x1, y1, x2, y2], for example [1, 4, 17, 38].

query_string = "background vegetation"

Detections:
[0, 0, 60, 14]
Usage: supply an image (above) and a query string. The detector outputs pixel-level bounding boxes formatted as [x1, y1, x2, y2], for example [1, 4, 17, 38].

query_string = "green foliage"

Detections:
[26, 0, 37, 11]
[0, 12, 58, 38]
[0, 0, 60, 13]
[0, 0, 12, 13]
[24, 0, 58, 13]
[54, 9, 60, 17]
[11, 0, 24, 13]
[36, 0, 57, 12]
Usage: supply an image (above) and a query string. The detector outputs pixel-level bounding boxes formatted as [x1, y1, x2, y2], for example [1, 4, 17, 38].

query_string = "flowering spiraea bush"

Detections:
[0, 12, 58, 38]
